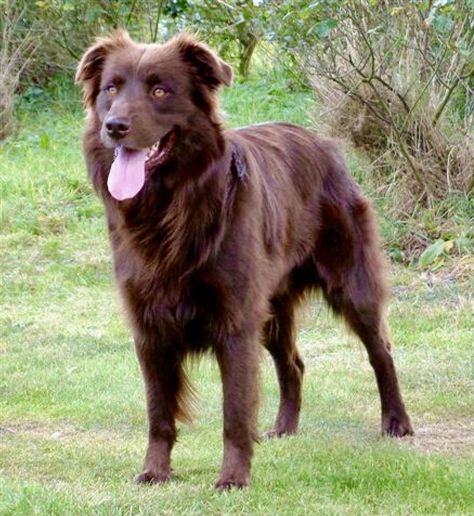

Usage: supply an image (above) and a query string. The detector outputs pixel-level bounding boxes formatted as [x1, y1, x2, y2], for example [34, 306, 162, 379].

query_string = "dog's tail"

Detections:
[176, 360, 198, 424]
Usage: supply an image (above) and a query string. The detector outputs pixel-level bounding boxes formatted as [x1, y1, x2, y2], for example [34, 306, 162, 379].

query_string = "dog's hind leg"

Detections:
[264, 294, 305, 437]
[316, 200, 413, 437]
[326, 287, 413, 436]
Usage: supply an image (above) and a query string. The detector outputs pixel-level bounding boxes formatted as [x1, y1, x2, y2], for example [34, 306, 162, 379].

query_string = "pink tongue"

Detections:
[107, 146, 148, 201]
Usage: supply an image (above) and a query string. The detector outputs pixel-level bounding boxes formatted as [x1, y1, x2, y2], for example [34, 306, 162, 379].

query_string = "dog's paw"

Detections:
[215, 477, 249, 490]
[263, 427, 297, 439]
[135, 469, 171, 485]
[382, 414, 414, 437]
[263, 430, 283, 440]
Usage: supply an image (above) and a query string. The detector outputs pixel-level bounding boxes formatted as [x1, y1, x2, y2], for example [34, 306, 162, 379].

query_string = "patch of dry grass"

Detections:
[407, 418, 474, 457]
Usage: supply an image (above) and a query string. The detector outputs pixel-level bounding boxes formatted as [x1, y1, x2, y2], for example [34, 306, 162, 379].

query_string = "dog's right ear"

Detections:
[75, 29, 131, 107]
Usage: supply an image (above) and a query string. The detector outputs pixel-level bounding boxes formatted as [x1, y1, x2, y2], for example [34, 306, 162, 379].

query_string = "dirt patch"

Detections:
[0, 421, 78, 439]
[0, 421, 130, 444]
[406, 418, 474, 457]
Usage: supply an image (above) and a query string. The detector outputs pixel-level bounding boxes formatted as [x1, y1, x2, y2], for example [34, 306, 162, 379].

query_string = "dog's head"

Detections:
[75, 30, 232, 200]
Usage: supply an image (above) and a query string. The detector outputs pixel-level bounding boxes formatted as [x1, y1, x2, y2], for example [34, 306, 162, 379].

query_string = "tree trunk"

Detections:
[238, 34, 258, 79]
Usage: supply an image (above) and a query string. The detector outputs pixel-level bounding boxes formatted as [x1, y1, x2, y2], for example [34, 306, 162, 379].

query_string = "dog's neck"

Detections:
[159, 115, 226, 189]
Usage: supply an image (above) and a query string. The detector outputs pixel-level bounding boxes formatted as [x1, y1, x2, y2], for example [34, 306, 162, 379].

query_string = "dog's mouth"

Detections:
[144, 131, 175, 170]
[107, 131, 175, 201]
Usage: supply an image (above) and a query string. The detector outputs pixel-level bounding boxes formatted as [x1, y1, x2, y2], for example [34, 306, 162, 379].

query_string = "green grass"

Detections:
[1, 76, 473, 515]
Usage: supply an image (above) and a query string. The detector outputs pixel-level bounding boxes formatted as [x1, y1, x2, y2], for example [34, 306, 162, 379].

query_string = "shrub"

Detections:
[266, 0, 474, 211]
[0, 1, 44, 139]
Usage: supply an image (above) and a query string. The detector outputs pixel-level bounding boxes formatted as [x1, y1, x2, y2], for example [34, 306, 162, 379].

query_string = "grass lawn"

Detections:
[1, 76, 473, 515]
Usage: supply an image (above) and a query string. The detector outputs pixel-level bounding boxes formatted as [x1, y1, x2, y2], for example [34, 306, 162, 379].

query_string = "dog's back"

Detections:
[227, 122, 374, 290]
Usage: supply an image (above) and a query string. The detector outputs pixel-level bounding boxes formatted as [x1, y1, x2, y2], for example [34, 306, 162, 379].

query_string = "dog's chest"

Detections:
[108, 205, 238, 348]
[122, 262, 230, 350]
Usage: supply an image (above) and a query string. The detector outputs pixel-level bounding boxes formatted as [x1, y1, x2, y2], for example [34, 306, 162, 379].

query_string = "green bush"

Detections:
[263, 0, 474, 205]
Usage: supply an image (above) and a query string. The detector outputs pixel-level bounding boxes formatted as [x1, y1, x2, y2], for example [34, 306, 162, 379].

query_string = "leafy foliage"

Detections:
[263, 0, 474, 204]
[162, 0, 269, 78]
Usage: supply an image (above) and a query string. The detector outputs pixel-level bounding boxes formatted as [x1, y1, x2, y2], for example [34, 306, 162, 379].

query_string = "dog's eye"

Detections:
[106, 85, 118, 96]
[152, 87, 167, 98]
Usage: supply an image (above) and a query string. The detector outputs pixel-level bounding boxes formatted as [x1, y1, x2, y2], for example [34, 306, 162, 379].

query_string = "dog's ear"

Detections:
[75, 29, 132, 107]
[174, 34, 233, 89]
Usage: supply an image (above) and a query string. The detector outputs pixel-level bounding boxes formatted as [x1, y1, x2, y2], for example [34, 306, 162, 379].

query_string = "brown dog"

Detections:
[75, 30, 413, 489]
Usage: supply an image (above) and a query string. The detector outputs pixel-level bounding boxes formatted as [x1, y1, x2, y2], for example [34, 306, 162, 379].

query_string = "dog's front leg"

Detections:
[135, 340, 180, 484]
[215, 331, 260, 489]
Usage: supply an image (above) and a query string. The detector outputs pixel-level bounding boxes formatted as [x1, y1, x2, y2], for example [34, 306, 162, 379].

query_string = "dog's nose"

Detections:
[105, 117, 130, 139]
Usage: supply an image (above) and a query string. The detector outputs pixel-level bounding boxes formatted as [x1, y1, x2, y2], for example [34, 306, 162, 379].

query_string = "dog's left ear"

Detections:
[175, 35, 233, 89]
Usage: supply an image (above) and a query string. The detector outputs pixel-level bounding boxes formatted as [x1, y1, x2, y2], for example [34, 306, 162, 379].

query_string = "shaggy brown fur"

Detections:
[76, 30, 413, 489]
